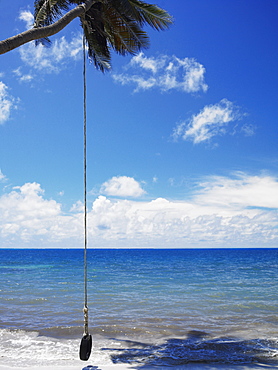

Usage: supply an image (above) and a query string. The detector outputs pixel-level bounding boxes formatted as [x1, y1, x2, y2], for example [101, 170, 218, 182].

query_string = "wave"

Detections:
[0, 328, 120, 368]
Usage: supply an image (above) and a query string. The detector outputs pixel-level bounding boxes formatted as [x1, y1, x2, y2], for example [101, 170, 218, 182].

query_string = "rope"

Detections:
[79, 31, 92, 363]
[83, 33, 89, 336]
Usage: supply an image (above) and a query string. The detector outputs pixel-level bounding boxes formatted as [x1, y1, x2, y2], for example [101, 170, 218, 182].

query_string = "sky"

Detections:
[0, 0, 278, 249]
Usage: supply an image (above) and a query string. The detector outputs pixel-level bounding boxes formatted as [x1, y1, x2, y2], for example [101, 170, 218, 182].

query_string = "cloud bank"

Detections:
[113, 53, 208, 93]
[1, 173, 277, 248]
[195, 172, 278, 209]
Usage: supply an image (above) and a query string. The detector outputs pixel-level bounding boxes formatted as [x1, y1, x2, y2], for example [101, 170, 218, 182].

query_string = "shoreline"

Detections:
[1, 330, 278, 370]
[1, 362, 278, 370]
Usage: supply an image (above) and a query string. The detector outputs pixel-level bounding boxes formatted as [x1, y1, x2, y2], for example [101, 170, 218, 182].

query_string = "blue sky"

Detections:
[1, 0, 278, 248]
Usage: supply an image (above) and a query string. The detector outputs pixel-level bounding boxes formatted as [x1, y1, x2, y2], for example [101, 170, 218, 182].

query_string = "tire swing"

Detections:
[79, 34, 92, 362]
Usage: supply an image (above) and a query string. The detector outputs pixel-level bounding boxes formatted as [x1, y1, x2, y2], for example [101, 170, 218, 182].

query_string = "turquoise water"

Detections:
[0, 248, 278, 367]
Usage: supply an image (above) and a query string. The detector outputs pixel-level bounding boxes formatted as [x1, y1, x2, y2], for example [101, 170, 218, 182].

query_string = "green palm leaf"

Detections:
[104, 4, 149, 54]
[128, 0, 173, 30]
[34, 0, 72, 27]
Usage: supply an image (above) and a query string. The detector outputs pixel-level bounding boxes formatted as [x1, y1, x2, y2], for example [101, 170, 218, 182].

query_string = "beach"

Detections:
[0, 362, 278, 370]
[1, 249, 278, 368]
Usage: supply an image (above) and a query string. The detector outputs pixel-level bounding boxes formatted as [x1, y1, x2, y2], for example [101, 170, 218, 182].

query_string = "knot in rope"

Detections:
[83, 305, 89, 336]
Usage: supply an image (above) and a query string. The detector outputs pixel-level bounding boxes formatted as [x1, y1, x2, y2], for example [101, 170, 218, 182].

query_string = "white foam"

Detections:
[0, 329, 112, 368]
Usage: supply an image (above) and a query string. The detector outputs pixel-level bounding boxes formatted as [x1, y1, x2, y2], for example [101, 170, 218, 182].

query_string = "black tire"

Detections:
[79, 334, 92, 361]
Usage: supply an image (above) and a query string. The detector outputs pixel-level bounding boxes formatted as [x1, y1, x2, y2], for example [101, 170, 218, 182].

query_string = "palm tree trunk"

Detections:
[0, 0, 95, 55]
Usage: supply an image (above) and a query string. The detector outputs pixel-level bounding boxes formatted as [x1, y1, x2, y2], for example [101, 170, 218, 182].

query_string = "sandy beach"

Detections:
[0, 364, 277, 370]
[1, 362, 278, 370]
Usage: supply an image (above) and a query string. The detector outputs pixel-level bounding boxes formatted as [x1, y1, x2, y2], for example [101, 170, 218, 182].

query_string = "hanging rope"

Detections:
[79, 33, 92, 362]
[83, 31, 88, 328]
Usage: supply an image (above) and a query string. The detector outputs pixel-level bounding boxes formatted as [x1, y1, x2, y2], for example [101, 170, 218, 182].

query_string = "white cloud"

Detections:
[19, 10, 34, 29]
[19, 74, 34, 82]
[241, 123, 256, 136]
[70, 200, 83, 212]
[195, 172, 278, 209]
[101, 176, 146, 198]
[113, 53, 208, 93]
[0, 170, 7, 182]
[0, 81, 17, 124]
[0, 183, 61, 242]
[1, 174, 278, 248]
[18, 34, 83, 73]
[130, 52, 166, 73]
[13, 67, 34, 83]
[173, 99, 240, 144]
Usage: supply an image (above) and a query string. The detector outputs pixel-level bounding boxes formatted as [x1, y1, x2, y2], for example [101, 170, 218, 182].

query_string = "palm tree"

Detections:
[0, 0, 173, 71]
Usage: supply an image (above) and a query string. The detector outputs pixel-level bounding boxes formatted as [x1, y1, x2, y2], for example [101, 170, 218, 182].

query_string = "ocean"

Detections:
[0, 248, 278, 368]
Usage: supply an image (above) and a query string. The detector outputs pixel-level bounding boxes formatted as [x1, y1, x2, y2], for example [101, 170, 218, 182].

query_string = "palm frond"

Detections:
[128, 0, 173, 30]
[109, 0, 139, 20]
[103, 4, 149, 55]
[34, 0, 72, 27]
[81, 2, 112, 72]
[34, 0, 74, 46]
